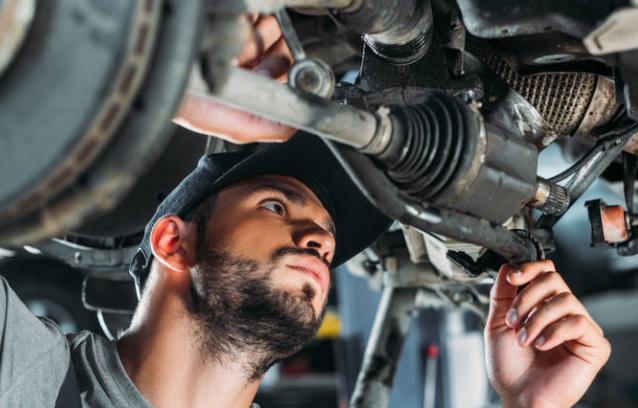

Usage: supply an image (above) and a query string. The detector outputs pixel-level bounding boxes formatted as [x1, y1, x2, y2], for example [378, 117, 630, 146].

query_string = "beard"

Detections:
[187, 241, 327, 380]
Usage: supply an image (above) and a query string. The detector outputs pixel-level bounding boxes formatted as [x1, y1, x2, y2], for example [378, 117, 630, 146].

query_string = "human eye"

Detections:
[260, 199, 287, 216]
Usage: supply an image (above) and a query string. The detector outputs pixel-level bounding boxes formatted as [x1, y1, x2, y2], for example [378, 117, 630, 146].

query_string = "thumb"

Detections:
[486, 264, 519, 329]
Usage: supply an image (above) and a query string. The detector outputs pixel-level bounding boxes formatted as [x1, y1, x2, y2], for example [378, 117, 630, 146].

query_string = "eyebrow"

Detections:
[250, 182, 336, 236]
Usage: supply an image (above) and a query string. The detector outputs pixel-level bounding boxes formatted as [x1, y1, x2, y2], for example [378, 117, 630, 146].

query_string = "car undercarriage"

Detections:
[1, 0, 638, 406]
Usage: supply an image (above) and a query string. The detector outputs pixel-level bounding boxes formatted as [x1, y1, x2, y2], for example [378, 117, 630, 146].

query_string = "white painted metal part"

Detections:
[584, 7, 638, 55]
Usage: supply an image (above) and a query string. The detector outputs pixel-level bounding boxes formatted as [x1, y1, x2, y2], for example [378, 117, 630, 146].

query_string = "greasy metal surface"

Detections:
[475, 63, 556, 148]
[0, 0, 160, 224]
[204, 67, 380, 149]
[537, 128, 637, 229]
[72, 127, 208, 238]
[34, 239, 138, 270]
[456, 0, 613, 39]
[275, 8, 306, 60]
[497, 32, 591, 67]
[573, 77, 620, 139]
[277, 8, 338, 96]
[0, 0, 35, 77]
[530, 180, 551, 208]
[430, 110, 538, 224]
[288, 58, 336, 97]
[0, 0, 205, 246]
[362, 0, 433, 64]
[467, 39, 598, 136]
[529, 180, 570, 216]
[350, 285, 418, 408]
[326, 141, 540, 263]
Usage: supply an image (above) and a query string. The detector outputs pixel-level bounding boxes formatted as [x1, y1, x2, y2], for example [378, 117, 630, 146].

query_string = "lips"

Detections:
[285, 258, 329, 293]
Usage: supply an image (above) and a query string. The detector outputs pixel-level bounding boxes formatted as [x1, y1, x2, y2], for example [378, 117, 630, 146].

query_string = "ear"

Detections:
[150, 215, 197, 273]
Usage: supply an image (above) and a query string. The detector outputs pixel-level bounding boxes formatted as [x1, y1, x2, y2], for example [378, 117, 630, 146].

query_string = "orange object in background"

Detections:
[600, 205, 630, 243]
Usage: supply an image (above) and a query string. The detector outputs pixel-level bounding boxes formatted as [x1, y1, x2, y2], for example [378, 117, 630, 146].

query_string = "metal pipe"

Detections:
[333, 0, 433, 63]
[208, 0, 357, 14]
[350, 286, 419, 408]
[536, 125, 637, 229]
[202, 67, 385, 149]
[274, 9, 306, 60]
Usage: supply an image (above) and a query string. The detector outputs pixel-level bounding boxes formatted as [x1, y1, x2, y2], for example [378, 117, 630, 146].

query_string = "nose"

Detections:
[292, 223, 336, 264]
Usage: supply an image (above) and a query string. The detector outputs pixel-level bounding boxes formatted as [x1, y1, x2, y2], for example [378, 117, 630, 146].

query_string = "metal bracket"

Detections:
[584, 6, 638, 56]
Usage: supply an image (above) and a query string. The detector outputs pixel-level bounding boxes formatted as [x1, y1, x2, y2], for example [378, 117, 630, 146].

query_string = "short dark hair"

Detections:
[183, 193, 218, 245]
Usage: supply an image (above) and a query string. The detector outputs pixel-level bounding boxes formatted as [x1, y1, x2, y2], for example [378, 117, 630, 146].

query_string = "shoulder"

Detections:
[69, 331, 155, 408]
[0, 276, 71, 405]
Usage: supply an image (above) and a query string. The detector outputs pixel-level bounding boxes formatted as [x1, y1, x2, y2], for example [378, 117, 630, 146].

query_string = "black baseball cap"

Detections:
[129, 132, 392, 296]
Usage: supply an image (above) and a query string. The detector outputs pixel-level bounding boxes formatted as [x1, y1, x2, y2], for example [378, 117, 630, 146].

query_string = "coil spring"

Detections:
[385, 93, 473, 201]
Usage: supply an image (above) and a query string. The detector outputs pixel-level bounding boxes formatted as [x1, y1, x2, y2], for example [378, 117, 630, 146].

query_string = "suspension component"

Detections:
[585, 199, 630, 247]
[275, 8, 335, 98]
[373, 92, 538, 224]
[332, 0, 433, 64]
[381, 95, 472, 201]
[528, 178, 570, 216]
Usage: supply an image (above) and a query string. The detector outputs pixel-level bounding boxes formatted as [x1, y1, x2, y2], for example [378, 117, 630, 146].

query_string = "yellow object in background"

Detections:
[315, 309, 340, 339]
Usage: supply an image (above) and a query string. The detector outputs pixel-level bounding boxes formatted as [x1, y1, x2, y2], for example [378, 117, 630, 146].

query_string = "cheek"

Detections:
[212, 215, 293, 261]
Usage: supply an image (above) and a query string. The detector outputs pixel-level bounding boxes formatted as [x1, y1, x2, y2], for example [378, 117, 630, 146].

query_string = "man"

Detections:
[0, 15, 610, 408]
[0, 131, 612, 408]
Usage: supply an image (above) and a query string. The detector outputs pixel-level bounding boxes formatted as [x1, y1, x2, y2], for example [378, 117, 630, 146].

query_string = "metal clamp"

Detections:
[275, 8, 335, 97]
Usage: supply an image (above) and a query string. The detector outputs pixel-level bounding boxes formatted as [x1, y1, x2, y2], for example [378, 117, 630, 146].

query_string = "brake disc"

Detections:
[0, 0, 205, 246]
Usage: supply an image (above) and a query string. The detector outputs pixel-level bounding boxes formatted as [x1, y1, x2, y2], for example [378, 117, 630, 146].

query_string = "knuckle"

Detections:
[545, 320, 559, 336]
[545, 270, 562, 284]
[555, 291, 573, 304]
[510, 294, 524, 309]
[531, 271, 555, 288]
[573, 314, 589, 328]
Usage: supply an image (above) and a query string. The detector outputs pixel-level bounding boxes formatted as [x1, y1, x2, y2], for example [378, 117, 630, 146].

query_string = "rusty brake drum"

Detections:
[0, 0, 205, 246]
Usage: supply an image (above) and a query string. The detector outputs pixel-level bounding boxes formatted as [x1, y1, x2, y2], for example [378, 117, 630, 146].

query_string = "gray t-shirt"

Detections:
[0, 277, 261, 408]
[0, 276, 150, 407]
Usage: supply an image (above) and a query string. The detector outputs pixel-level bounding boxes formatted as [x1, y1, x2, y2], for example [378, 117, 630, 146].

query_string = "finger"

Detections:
[505, 259, 556, 287]
[486, 264, 519, 329]
[534, 315, 611, 365]
[237, 16, 282, 67]
[516, 292, 583, 346]
[173, 92, 296, 143]
[506, 270, 570, 328]
[253, 38, 294, 81]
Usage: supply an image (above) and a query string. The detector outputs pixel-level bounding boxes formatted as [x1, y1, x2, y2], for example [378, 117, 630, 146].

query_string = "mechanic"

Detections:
[0, 15, 610, 408]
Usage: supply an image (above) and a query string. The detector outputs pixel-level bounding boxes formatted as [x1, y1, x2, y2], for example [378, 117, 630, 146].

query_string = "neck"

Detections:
[116, 284, 262, 408]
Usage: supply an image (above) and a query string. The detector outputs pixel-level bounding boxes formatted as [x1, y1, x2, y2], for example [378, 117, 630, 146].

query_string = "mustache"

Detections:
[271, 246, 330, 269]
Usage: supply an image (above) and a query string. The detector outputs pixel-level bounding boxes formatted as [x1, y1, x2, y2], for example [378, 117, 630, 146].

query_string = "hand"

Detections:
[484, 260, 611, 408]
[173, 15, 296, 144]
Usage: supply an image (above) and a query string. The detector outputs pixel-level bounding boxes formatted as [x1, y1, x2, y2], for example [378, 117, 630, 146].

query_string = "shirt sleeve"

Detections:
[0, 275, 70, 406]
